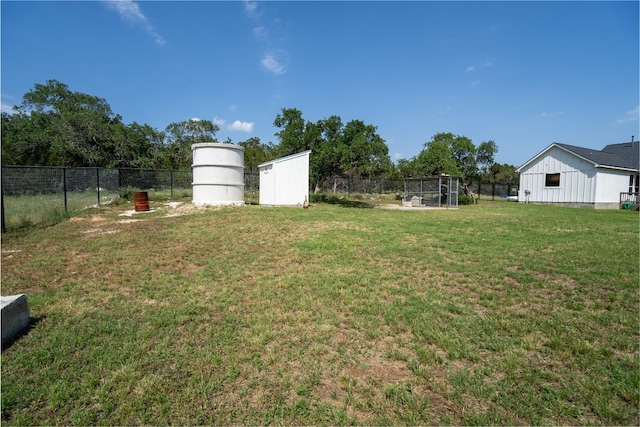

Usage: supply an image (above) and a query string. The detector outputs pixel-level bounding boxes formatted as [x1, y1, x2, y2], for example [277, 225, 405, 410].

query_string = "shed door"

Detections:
[260, 164, 276, 205]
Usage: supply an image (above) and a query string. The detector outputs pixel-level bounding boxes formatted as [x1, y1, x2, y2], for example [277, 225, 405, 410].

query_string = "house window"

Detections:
[545, 173, 560, 187]
[630, 174, 639, 193]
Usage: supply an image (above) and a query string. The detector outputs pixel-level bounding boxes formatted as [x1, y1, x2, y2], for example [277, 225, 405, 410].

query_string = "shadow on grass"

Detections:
[310, 194, 374, 209]
[1, 315, 46, 351]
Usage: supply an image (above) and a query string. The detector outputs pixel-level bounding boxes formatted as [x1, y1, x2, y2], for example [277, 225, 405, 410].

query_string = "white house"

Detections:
[517, 141, 639, 209]
[258, 150, 311, 206]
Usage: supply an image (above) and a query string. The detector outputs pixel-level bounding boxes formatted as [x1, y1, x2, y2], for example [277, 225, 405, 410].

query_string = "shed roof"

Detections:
[258, 150, 311, 169]
[518, 141, 639, 172]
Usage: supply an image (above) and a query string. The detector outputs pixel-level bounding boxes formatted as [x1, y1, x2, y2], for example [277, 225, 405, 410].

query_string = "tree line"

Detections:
[1, 80, 519, 191]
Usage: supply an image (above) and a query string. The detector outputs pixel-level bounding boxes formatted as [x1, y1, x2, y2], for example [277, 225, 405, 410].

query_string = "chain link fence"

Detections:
[467, 182, 519, 200]
[0, 166, 238, 231]
[1, 165, 517, 231]
[313, 176, 405, 195]
[2, 166, 117, 231]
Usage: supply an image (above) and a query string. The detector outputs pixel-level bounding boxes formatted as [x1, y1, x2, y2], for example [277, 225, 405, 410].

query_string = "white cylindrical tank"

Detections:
[192, 143, 245, 206]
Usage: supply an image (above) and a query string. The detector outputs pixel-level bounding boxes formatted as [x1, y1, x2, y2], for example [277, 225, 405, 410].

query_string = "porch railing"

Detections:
[619, 192, 639, 210]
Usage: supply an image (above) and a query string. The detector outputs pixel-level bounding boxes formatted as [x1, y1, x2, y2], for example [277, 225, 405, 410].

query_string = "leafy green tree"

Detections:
[272, 108, 392, 191]
[164, 119, 219, 169]
[487, 163, 519, 186]
[340, 120, 391, 178]
[1, 80, 169, 168]
[239, 137, 275, 173]
[448, 133, 477, 178]
[395, 157, 417, 178]
[476, 140, 498, 179]
[1, 111, 53, 165]
[3, 80, 118, 166]
[110, 122, 166, 168]
[400, 132, 499, 201]
[312, 115, 344, 190]
[273, 108, 307, 156]
[413, 135, 461, 177]
[402, 132, 498, 182]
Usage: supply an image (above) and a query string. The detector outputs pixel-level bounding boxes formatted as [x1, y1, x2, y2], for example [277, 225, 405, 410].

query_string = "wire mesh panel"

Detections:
[118, 168, 194, 198]
[380, 179, 404, 194]
[468, 182, 518, 200]
[171, 170, 193, 198]
[1, 164, 508, 231]
[119, 168, 162, 190]
[2, 166, 64, 195]
[2, 166, 66, 230]
[98, 168, 120, 204]
[448, 176, 459, 208]
[64, 167, 99, 210]
[403, 177, 459, 207]
[314, 177, 404, 195]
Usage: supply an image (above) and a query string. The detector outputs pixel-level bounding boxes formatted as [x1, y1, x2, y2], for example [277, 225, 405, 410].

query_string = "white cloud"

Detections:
[242, 1, 289, 77]
[1, 102, 17, 115]
[1, 93, 18, 114]
[261, 54, 286, 75]
[213, 117, 227, 127]
[244, 1, 259, 18]
[532, 111, 563, 120]
[104, 0, 165, 45]
[190, 117, 201, 122]
[252, 26, 268, 40]
[465, 61, 492, 72]
[617, 106, 639, 124]
[228, 120, 255, 133]
[393, 153, 405, 162]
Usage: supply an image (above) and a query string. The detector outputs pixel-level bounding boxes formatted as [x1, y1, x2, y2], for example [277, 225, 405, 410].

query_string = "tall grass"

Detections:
[1, 202, 638, 425]
[2, 191, 118, 230]
[2, 189, 195, 231]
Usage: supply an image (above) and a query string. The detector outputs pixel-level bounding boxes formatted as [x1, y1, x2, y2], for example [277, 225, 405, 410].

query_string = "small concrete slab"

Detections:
[2, 294, 30, 346]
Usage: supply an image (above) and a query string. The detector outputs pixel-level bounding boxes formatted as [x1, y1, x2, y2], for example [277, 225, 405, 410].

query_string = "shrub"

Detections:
[458, 194, 475, 205]
[118, 186, 140, 201]
[309, 193, 331, 203]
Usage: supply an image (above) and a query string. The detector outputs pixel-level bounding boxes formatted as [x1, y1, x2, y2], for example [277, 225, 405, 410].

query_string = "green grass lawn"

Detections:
[1, 201, 638, 425]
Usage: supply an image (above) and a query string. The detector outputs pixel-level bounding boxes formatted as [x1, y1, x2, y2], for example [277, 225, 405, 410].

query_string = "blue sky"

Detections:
[2, 1, 638, 167]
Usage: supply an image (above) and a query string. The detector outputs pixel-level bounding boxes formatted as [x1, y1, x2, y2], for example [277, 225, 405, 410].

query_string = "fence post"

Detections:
[171, 170, 174, 199]
[63, 167, 68, 212]
[96, 168, 101, 206]
[1, 181, 5, 233]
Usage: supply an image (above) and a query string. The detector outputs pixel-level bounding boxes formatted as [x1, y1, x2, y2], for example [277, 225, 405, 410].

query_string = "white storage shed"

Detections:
[258, 150, 311, 206]
[517, 142, 639, 209]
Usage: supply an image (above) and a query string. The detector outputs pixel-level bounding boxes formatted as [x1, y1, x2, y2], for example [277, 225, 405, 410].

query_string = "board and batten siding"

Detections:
[593, 169, 632, 204]
[519, 146, 597, 204]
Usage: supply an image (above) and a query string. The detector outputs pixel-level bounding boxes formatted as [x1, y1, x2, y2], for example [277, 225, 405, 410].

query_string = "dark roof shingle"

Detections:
[556, 142, 639, 170]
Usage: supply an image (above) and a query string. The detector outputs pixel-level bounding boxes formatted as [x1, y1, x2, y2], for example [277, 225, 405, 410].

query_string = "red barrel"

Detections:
[133, 191, 149, 212]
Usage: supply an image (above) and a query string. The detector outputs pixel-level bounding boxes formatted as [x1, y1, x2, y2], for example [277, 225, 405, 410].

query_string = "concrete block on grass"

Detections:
[2, 294, 30, 346]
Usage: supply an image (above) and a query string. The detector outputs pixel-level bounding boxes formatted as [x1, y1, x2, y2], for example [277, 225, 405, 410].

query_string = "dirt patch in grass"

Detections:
[164, 202, 211, 217]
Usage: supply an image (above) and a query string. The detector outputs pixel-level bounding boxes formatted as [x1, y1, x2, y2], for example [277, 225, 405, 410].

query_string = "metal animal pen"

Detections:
[403, 175, 459, 208]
